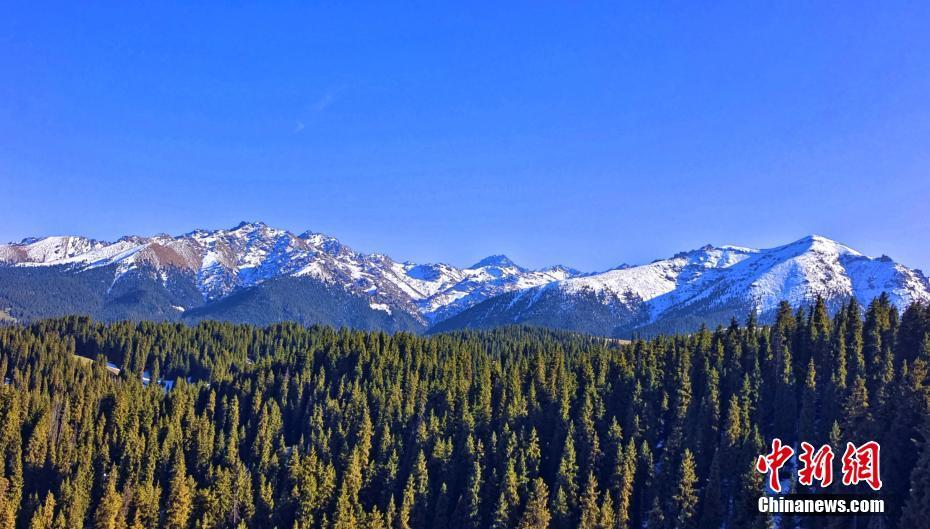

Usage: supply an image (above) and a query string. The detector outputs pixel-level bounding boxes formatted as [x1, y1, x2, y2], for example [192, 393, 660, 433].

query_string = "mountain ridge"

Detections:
[2, 223, 928, 336]
[432, 234, 930, 336]
[0, 221, 582, 328]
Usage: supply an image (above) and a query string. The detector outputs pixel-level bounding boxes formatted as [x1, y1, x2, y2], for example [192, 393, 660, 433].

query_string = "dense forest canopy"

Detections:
[0, 294, 929, 528]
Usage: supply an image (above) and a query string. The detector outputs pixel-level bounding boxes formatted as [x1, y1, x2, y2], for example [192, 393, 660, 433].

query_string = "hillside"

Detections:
[3, 226, 928, 336]
[434, 236, 930, 337]
[0, 298, 927, 527]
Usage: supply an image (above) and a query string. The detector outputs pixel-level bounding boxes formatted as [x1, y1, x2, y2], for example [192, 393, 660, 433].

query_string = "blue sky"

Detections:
[2, 2, 929, 272]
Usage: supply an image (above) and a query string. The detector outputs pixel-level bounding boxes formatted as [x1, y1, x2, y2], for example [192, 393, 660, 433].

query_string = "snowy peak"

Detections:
[469, 254, 524, 271]
[558, 243, 756, 306]
[522, 235, 928, 326]
[721, 235, 911, 313]
[433, 235, 930, 337]
[772, 234, 862, 259]
[0, 223, 582, 325]
[0, 235, 108, 265]
[231, 220, 268, 230]
[540, 264, 583, 278]
[2, 228, 927, 334]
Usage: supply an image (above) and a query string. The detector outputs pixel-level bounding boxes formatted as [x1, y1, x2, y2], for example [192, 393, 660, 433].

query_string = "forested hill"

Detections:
[0, 295, 929, 529]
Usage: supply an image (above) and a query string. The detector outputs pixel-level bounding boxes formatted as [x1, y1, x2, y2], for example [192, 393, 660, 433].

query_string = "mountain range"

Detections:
[1, 222, 928, 336]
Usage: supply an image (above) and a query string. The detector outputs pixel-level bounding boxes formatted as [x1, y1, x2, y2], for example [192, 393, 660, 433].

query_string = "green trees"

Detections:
[166, 452, 193, 529]
[553, 429, 579, 528]
[670, 450, 699, 529]
[0, 299, 925, 529]
[28, 491, 55, 529]
[518, 478, 551, 529]
[493, 460, 520, 529]
[577, 473, 600, 529]
[697, 452, 722, 529]
[901, 430, 930, 528]
[93, 471, 123, 529]
[613, 440, 636, 529]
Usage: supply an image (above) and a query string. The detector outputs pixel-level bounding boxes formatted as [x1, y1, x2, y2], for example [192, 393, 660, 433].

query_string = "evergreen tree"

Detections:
[842, 375, 871, 439]
[493, 460, 520, 529]
[670, 450, 699, 529]
[645, 497, 665, 529]
[732, 460, 771, 529]
[798, 358, 819, 443]
[598, 492, 615, 529]
[518, 478, 551, 529]
[166, 451, 193, 529]
[901, 429, 930, 528]
[29, 491, 56, 529]
[553, 429, 579, 528]
[697, 452, 722, 529]
[0, 301, 922, 529]
[578, 472, 600, 529]
[614, 440, 636, 529]
[457, 453, 483, 529]
[93, 471, 122, 529]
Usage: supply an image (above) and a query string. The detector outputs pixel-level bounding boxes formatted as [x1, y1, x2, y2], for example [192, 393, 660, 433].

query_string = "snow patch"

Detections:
[369, 302, 392, 315]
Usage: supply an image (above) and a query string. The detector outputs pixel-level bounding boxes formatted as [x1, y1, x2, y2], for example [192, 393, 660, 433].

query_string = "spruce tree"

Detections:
[28, 491, 56, 529]
[798, 358, 819, 443]
[93, 471, 122, 529]
[493, 460, 520, 529]
[518, 478, 551, 529]
[842, 375, 871, 439]
[901, 431, 930, 529]
[614, 439, 637, 529]
[553, 429, 579, 528]
[670, 449, 699, 529]
[166, 451, 193, 529]
[578, 472, 600, 529]
[697, 452, 722, 529]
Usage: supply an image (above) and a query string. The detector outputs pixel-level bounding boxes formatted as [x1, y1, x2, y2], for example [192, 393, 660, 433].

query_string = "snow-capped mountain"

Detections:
[2, 227, 928, 335]
[0, 221, 581, 327]
[432, 235, 930, 337]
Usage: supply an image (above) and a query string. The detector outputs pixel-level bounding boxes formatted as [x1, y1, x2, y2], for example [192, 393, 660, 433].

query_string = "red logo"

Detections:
[756, 439, 882, 492]
[756, 438, 794, 493]
[841, 441, 882, 491]
[797, 442, 834, 487]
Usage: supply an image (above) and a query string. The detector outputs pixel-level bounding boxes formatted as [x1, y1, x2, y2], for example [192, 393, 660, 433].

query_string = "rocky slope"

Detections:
[431, 236, 930, 336]
[3, 227, 928, 335]
[0, 222, 580, 328]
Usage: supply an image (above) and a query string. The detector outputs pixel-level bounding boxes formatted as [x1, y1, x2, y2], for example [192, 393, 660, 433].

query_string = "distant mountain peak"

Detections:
[803, 233, 830, 242]
[232, 220, 268, 230]
[719, 244, 755, 252]
[541, 264, 583, 276]
[779, 234, 862, 257]
[0, 223, 580, 327]
[789, 234, 841, 246]
[2, 227, 927, 337]
[469, 254, 523, 270]
[435, 234, 930, 337]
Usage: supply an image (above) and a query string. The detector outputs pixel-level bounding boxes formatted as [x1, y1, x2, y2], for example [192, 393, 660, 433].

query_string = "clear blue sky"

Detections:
[2, 2, 929, 272]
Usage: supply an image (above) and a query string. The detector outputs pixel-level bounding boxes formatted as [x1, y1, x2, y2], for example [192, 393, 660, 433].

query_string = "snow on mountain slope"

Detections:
[700, 235, 864, 311]
[0, 222, 581, 324]
[826, 251, 929, 310]
[558, 245, 757, 314]
[4, 227, 927, 333]
[0, 236, 109, 264]
[416, 259, 578, 323]
[663, 235, 930, 314]
[435, 235, 930, 337]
